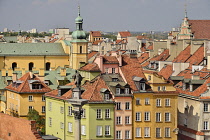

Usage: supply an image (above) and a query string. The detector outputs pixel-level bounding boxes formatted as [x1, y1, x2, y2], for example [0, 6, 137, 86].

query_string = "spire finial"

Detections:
[184, 3, 187, 18]
[78, 2, 80, 16]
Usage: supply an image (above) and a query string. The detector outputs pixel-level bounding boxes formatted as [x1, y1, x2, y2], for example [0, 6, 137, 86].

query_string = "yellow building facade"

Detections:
[133, 72, 178, 140]
[5, 72, 51, 119]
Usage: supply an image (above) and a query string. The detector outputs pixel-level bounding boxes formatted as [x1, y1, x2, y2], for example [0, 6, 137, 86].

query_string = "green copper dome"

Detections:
[72, 30, 86, 39]
[75, 15, 83, 23]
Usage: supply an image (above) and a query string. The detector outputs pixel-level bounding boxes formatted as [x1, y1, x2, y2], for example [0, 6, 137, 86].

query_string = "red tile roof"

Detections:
[189, 20, 210, 39]
[136, 35, 149, 40]
[178, 133, 196, 140]
[115, 39, 127, 44]
[186, 46, 204, 65]
[45, 76, 113, 102]
[121, 55, 146, 91]
[79, 63, 101, 72]
[90, 31, 102, 37]
[138, 52, 149, 64]
[142, 49, 170, 67]
[88, 51, 99, 59]
[103, 56, 119, 64]
[158, 65, 173, 79]
[147, 45, 153, 50]
[173, 45, 191, 63]
[0, 113, 43, 140]
[5, 72, 52, 93]
[119, 31, 131, 38]
[178, 125, 204, 136]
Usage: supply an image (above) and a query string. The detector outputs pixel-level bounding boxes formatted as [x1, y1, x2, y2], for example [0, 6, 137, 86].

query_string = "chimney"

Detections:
[12, 73, 17, 82]
[60, 68, 66, 77]
[29, 72, 33, 79]
[117, 53, 122, 67]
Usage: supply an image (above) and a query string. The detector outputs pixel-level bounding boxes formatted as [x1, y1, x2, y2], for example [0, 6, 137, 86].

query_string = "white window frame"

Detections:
[28, 106, 33, 111]
[116, 131, 121, 139]
[144, 112, 150, 121]
[156, 98, 161, 107]
[116, 102, 121, 110]
[144, 127, 150, 137]
[28, 95, 33, 101]
[96, 126, 102, 136]
[42, 95, 45, 101]
[125, 116, 130, 124]
[165, 112, 171, 122]
[68, 106, 73, 116]
[49, 102, 52, 111]
[156, 128, 161, 138]
[68, 122, 73, 132]
[125, 102, 130, 110]
[49, 117, 52, 127]
[165, 98, 170, 106]
[104, 94, 110, 100]
[81, 125, 86, 135]
[136, 127, 141, 137]
[116, 116, 121, 125]
[158, 86, 161, 91]
[204, 121, 208, 130]
[125, 88, 129, 94]
[165, 127, 170, 137]
[162, 86, 166, 91]
[136, 98, 140, 105]
[96, 109, 102, 119]
[145, 98, 150, 105]
[116, 88, 121, 94]
[136, 112, 141, 121]
[105, 125, 110, 136]
[42, 106, 45, 113]
[60, 106, 64, 114]
[105, 109, 110, 119]
[82, 109, 86, 118]
[125, 130, 130, 139]
[112, 68, 115, 74]
[204, 103, 208, 112]
[156, 112, 161, 122]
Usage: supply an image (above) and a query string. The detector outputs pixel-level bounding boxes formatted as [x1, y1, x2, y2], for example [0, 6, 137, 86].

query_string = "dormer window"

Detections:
[116, 88, 121, 94]
[183, 83, 186, 90]
[140, 83, 145, 90]
[112, 78, 118, 82]
[104, 94, 110, 100]
[32, 83, 42, 89]
[148, 75, 151, 81]
[125, 88, 129, 94]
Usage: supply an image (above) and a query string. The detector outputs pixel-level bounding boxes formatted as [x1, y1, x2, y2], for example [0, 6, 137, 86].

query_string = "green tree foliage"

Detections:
[27, 109, 45, 134]
[102, 34, 117, 41]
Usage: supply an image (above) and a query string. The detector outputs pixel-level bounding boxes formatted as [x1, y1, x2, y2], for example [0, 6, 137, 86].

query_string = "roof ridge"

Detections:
[89, 76, 100, 100]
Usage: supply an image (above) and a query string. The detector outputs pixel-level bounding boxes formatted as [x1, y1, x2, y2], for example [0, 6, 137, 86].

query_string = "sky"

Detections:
[0, 0, 209, 32]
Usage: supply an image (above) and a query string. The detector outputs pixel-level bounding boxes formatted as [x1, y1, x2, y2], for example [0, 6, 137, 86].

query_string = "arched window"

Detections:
[12, 62, 17, 71]
[45, 62, 51, 71]
[29, 62, 34, 71]
[80, 46, 82, 54]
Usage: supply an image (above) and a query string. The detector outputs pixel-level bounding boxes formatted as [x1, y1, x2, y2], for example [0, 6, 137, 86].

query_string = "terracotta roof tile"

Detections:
[88, 51, 99, 59]
[0, 113, 43, 140]
[115, 39, 127, 44]
[147, 45, 153, 50]
[90, 31, 102, 37]
[136, 35, 149, 40]
[5, 72, 52, 93]
[103, 56, 119, 64]
[189, 20, 210, 39]
[158, 65, 173, 79]
[173, 45, 191, 63]
[79, 63, 101, 72]
[178, 125, 204, 136]
[119, 31, 131, 38]
[121, 55, 146, 91]
[186, 46, 204, 65]
[138, 52, 149, 64]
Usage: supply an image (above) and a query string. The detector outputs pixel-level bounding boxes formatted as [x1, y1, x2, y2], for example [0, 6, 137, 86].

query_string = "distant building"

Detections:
[89, 31, 103, 43]
[31, 28, 37, 33]
[117, 31, 131, 40]
[3, 28, 8, 32]
[49, 29, 54, 34]
[55, 28, 70, 39]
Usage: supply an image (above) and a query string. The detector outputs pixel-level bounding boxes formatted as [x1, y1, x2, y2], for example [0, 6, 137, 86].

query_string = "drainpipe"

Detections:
[63, 100, 66, 140]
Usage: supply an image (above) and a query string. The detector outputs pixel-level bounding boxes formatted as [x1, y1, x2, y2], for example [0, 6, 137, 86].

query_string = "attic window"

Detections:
[32, 83, 42, 89]
[116, 88, 121, 94]
[104, 94, 110, 100]
[112, 78, 118, 82]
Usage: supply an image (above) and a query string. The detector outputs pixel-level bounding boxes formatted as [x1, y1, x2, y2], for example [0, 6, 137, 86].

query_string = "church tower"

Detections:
[70, 6, 88, 70]
[177, 8, 193, 40]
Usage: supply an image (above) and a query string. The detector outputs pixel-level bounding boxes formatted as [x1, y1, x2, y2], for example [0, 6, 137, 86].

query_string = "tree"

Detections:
[27, 109, 45, 134]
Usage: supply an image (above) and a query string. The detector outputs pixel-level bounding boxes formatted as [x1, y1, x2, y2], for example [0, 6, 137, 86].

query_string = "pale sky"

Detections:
[0, 0, 209, 32]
